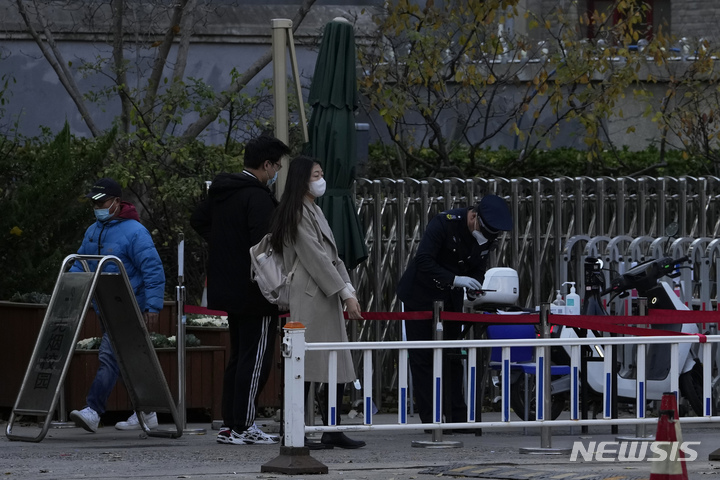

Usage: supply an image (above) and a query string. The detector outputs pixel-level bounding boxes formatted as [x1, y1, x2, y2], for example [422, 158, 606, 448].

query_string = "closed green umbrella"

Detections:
[306, 18, 368, 269]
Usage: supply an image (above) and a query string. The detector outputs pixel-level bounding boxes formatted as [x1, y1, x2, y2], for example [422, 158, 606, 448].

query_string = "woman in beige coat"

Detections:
[269, 156, 365, 449]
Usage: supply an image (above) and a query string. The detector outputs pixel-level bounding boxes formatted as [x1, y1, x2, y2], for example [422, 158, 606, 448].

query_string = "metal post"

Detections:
[50, 388, 74, 428]
[412, 301, 462, 448]
[262, 322, 328, 474]
[553, 179, 563, 292]
[540, 306, 551, 447]
[617, 297, 653, 441]
[372, 180, 383, 410]
[573, 177, 584, 236]
[177, 283, 186, 428]
[638, 177, 647, 236]
[532, 180, 542, 306]
[679, 177, 688, 237]
[165, 234, 205, 435]
[617, 178, 626, 237]
[510, 179, 520, 269]
[520, 303, 570, 455]
[595, 177, 604, 236]
[284, 324, 307, 448]
[699, 177, 708, 238]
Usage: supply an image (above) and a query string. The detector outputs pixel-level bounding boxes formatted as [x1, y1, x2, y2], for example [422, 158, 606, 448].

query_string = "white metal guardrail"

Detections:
[280, 318, 720, 449]
[347, 175, 720, 406]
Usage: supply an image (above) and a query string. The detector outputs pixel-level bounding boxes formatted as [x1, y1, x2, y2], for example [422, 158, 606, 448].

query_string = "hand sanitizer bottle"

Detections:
[563, 282, 581, 315]
[551, 289, 565, 314]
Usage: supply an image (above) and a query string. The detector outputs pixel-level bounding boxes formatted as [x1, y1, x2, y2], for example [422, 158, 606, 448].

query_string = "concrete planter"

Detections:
[0, 301, 228, 418]
[65, 346, 225, 418]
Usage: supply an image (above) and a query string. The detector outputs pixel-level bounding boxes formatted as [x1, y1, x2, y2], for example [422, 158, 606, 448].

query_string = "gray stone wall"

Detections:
[671, 0, 720, 38]
[1, 0, 719, 150]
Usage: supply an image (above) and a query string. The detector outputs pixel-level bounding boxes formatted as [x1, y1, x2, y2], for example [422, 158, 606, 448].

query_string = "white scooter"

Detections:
[556, 253, 705, 416]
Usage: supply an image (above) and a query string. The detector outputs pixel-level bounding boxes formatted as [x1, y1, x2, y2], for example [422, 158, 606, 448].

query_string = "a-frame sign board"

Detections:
[5, 255, 182, 442]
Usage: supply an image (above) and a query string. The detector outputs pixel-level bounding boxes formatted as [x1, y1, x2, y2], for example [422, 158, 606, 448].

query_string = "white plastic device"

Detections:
[472, 267, 519, 305]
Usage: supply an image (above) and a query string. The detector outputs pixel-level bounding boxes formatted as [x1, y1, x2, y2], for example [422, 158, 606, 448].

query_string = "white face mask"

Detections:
[94, 198, 118, 222]
[267, 169, 278, 187]
[308, 177, 326, 198]
[472, 229, 489, 246]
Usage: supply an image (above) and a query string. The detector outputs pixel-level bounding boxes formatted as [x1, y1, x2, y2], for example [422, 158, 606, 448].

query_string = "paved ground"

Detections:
[2, 413, 720, 480]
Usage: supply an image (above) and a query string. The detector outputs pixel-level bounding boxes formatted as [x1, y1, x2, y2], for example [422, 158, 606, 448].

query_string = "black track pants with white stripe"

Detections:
[222, 313, 278, 432]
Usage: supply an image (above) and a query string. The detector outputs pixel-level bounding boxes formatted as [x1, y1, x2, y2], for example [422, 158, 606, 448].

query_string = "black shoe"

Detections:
[321, 432, 366, 449]
[305, 437, 334, 450]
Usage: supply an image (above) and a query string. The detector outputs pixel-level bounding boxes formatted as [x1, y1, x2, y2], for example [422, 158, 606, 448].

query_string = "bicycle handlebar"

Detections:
[600, 255, 689, 296]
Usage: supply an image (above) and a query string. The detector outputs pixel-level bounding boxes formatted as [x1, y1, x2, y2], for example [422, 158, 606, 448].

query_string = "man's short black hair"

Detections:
[244, 135, 291, 169]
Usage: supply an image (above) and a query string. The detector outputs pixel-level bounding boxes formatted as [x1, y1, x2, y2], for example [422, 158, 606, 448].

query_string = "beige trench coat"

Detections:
[282, 198, 356, 383]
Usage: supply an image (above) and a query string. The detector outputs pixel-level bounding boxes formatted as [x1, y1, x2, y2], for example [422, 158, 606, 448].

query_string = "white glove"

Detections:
[453, 276, 482, 290]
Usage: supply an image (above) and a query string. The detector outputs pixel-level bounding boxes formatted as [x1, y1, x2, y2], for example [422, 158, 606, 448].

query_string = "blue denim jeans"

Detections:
[85, 333, 120, 414]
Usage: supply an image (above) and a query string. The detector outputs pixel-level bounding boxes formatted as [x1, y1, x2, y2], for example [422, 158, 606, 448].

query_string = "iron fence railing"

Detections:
[341, 175, 720, 406]
[350, 176, 720, 326]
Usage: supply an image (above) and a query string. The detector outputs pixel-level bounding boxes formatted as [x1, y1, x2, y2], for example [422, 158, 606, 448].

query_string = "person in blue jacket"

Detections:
[69, 178, 166, 433]
[397, 195, 512, 428]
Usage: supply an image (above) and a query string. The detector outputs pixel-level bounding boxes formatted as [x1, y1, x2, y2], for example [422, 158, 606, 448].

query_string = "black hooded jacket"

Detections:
[191, 172, 279, 316]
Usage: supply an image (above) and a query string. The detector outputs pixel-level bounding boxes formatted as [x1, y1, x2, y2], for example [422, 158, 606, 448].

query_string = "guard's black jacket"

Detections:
[397, 207, 493, 312]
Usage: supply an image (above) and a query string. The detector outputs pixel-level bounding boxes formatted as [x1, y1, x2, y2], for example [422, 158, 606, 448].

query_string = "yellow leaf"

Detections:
[10, 226, 22, 236]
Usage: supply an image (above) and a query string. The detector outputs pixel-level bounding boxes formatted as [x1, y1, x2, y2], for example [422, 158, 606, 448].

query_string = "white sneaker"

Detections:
[250, 424, 280, 442]
[115, 411, 158, 430]
[216, 427, 232, 444]
[222, 424, 279, 445]
[70, 407, 100, 433]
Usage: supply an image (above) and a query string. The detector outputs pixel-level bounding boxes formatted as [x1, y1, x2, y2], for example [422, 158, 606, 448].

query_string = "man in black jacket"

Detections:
[191, 134, 291, 445]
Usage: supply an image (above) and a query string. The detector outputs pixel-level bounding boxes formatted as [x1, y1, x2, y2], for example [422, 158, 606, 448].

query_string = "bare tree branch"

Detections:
[17, 0, 101, 137]
[141, 0, 189, 125]
[111, 0, 130, 133]
[179, 0, 318, 142]
[156, 0, 197, 135]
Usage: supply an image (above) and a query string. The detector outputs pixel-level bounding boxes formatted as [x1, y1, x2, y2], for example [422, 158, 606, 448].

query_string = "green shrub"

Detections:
[367, 143, 710, 179]
[0, 122, 113, 299]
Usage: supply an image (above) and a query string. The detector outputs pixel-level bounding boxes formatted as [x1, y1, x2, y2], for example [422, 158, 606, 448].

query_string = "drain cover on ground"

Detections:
[420, 464, 650, 480]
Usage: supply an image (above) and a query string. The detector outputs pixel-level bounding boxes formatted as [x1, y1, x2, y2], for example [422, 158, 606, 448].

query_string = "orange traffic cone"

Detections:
[659, 391, 680, 422]
[649, 393, 688, 480]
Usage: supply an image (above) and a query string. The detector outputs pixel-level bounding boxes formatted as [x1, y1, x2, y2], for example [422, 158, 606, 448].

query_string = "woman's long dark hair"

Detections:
[269, 155, 318, 253]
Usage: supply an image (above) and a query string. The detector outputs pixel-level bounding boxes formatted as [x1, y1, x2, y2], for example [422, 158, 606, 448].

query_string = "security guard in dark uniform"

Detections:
[397, 195, 513, 426]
